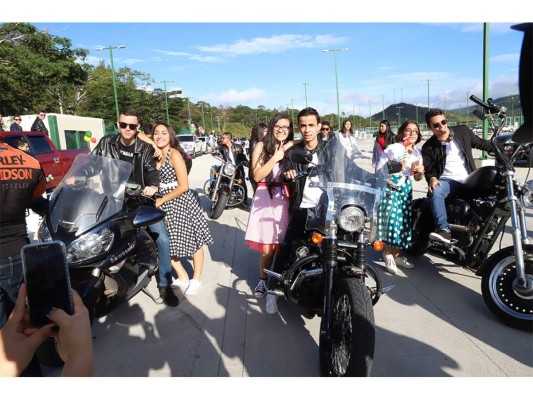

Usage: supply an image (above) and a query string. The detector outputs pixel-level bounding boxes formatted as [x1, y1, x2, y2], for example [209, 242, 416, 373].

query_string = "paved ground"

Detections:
[30, 138, 532, 381]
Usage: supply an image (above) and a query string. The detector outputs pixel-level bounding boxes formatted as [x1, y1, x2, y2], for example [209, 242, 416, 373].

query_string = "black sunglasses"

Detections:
[118, 122, 138, 130]
[321, 127, 330, 132]
[432, 119, 448, 129]
[14, 118, 21, 121]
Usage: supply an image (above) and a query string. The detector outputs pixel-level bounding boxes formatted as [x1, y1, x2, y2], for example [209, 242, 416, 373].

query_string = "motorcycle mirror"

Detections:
[287, 147, 313, 163]
[131, 206, 165, 227]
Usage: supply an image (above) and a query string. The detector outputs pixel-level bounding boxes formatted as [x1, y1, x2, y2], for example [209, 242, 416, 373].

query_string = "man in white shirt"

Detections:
[422, 109, 493, 244]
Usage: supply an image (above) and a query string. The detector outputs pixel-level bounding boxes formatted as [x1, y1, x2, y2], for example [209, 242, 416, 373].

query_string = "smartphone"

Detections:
[411, 160, 420, 175]
[21, 241, 74, 327]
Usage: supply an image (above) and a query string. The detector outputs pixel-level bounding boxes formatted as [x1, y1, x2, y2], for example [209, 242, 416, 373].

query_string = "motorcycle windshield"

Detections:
[309, 137, 389, 239]
[48, 154, 133, 236]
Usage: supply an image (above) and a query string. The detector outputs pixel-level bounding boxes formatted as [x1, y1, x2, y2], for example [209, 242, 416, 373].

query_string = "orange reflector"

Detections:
[311, 233, 323, 245]
[211, 170, 217, 176]
[236, 179, 243, 184]
[373, 240, 384, 251]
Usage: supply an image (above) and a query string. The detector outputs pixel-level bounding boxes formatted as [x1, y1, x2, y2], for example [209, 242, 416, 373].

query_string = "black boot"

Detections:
[159, 286, 180, 307]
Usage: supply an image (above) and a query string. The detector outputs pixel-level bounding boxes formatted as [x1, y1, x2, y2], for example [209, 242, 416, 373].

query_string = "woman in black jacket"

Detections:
[248, 122, 267, 194]
[372, 119, 395, 166]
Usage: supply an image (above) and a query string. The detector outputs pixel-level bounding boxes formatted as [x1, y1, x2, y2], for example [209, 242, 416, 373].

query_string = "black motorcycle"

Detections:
[407, 95, 533, 330]
[203, 153, 248, 219]
[265, 139, 391, 377]
[37, 154, 166, 363]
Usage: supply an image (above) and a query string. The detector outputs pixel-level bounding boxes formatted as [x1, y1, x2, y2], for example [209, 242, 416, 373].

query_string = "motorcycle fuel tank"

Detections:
[461, 166, 500, 197]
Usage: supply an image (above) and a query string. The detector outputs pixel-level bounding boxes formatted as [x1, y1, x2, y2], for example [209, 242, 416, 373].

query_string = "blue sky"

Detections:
[7, 1, 528, 117]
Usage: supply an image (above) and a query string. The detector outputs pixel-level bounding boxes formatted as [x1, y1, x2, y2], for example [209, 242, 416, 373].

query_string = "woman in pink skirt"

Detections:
[245, 113, 294, 298]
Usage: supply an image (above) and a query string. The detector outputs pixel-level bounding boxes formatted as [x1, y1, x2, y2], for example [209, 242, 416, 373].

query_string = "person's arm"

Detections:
[47, 290, 93, 377]
[155, 150, 188, 208]
[137, 131, 162, 159]
[141, 145, 160, 196]
[0, 285, 53, 377]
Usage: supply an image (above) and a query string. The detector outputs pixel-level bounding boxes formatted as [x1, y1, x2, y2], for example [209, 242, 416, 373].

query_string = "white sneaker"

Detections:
[185, 279, 202, 295]
[395, 256, 415, 269]
[265, 294, 278, 314]
[384, 254, 398, 275]
[171, 278, 190, 289]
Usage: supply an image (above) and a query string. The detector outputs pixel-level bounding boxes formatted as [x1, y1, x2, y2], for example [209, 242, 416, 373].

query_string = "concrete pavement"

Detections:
[35, 138, 532, 378]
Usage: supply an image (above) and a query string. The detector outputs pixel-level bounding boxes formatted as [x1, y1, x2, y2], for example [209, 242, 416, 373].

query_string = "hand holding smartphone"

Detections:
[411, 160, 420, 175]
[21, 241, 74, 327]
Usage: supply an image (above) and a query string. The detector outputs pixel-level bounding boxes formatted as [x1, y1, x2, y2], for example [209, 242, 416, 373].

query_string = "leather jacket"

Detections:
[283, 140, 326, 216]
[422, 125, 493, 185]
[89, 134, 159, 188]
[218, 143, 247, 165]
[30, 118, 48, 135]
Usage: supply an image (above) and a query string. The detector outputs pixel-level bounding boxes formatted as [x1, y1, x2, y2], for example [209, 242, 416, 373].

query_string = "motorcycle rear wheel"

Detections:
[404, 229, 430, 257]
[319, 277, 375, 377]
[481, 245, 533, 331]
[209, 192, 229, 219]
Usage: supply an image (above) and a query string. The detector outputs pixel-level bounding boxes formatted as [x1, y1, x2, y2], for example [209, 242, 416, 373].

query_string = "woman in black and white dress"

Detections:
[153, 122, 213, 295]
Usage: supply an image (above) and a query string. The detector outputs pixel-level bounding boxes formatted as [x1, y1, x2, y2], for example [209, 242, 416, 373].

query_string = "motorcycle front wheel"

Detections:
[481, 245, 533, 331]
[209, 191, 229, 219]
[319, 277, 375, 377]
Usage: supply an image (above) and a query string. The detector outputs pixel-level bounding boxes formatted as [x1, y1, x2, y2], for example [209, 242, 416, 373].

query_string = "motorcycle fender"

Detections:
[220, 183, 231, 196]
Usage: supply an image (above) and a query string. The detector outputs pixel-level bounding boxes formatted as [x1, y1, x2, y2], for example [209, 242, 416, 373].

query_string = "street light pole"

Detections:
[156, 80, 174, 125]
[396, 105, 403, 125]
[186, 97, 195, 125]
[322, 48, 348, 130]
[290, 98, 295, 126]
[368, 99, 372, 130]
[421, 79, 433, 111]
[96, 45, 126, 122]
[465, 91, 471, 125]
[300, 82, 310, 107]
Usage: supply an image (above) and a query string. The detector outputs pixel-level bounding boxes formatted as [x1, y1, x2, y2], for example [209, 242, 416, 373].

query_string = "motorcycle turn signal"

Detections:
[373, 240, 384, 251]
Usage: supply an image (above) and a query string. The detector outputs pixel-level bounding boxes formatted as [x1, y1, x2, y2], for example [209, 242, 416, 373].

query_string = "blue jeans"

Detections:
[0, 254, 24, 329]
[209, 165, 220, 188]
[149, 220, 172, 288]
[430, 178, 463, 232]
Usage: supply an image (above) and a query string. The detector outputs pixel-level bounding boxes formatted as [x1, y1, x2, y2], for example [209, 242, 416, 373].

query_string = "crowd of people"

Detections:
[0, 103, 494, 376]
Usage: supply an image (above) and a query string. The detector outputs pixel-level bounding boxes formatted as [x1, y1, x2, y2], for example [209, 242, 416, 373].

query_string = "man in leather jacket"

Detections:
[422, 108, 493, 245]
[265, 107, 325, 314]
[210, 132, 249, 204]
[88, 107, 179, 307]
[30, 111, 49, 135]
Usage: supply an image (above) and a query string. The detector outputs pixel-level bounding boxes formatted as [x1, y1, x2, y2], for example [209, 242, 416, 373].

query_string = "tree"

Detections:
[0, 23, 89, 115]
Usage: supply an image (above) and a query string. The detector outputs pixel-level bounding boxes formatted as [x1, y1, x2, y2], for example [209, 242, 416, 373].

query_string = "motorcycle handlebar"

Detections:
[469, 95, 504, 115]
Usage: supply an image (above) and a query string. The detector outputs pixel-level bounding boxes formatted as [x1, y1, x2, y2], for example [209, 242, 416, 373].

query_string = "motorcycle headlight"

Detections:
[223, 163, 236, 175]
[38, 221, 52, 242]
[67, 228, 114, 264]
[522, 179, 533, 208]
[338, 206, 365, 232]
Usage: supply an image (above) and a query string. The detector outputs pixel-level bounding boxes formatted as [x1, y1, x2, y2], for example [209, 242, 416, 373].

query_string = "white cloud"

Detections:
[203, 87, 266, 106]
[154, 49, 224, 63]
[196, 34, 347, 55]
[491, 53, 520, 63]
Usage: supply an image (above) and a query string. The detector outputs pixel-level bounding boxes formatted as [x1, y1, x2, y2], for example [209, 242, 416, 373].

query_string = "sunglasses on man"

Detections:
[431, 119, 448, 129]
[118, 122, 139, 130]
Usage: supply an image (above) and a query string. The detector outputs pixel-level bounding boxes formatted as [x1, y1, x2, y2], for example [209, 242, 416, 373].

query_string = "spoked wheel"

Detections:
[319, 277, 375, 377]
[481, 245, 533, 331]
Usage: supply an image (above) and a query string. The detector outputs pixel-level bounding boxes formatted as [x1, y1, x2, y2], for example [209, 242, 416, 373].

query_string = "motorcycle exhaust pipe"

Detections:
[264, 268, 282, 281]
[449, 223, 477, 234]
[290, 267, 324, 292]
